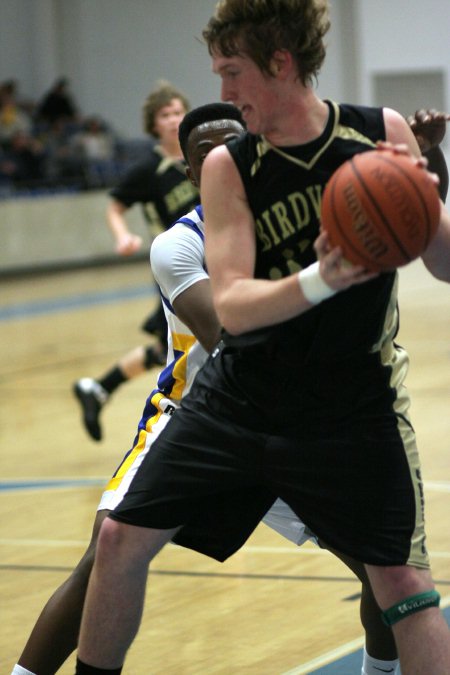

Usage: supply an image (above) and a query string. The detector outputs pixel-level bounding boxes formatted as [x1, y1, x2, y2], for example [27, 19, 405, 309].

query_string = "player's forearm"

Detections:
[424, 146, 449, 202]
[106, 202, 130, 241]
[212, 273, 315, 336]
[422, 205, 450, 281]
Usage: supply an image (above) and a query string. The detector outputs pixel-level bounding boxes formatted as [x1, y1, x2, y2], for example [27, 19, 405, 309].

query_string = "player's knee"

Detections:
[368, 564, 434, 604]
[366, 564, 440, 626]
[96, 517, 173, 568]
[95, 517, 130, 561]
[386, 565, 433, 597]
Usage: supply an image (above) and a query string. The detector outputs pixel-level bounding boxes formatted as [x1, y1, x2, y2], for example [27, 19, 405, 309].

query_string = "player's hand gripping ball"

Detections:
[321, 150, 441, 272]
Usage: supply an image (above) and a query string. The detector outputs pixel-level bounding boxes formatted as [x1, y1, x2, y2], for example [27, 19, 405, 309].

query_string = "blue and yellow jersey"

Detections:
[136, 205, 208, 435]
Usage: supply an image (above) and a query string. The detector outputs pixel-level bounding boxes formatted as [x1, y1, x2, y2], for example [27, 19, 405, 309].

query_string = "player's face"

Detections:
[186, 119, 244, 187]
[154, 98, 186, 144]
[212, 52, 279, 135]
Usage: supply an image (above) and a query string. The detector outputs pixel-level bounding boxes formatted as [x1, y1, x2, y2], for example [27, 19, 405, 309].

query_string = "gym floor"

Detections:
[1, 259, 449, 674]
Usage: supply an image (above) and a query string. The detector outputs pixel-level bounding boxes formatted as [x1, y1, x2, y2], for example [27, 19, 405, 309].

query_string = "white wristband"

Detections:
[297, 261, 337, 305]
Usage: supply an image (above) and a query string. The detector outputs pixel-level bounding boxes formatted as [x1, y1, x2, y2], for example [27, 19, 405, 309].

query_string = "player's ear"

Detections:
[186, 166, 198, 187]
[269, 50, 291, 78]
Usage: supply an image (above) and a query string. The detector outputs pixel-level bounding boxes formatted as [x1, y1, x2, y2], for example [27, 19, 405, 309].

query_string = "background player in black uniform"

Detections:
[75, 3, 450, 673]
[73, 81, 198, 441]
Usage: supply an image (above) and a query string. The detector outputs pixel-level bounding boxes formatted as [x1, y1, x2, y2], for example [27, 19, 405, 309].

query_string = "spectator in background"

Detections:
[71, 115, 119, 187]
[39, 118, 86, 189]
[35, 77, 79, 131]
[0, 80, 32, 145]
[0, 129, 47, 189]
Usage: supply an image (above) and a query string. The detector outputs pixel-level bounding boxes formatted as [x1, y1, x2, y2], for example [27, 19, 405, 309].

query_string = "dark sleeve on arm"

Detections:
[109, 159, 157, 207]
[424, 146, 449, 202]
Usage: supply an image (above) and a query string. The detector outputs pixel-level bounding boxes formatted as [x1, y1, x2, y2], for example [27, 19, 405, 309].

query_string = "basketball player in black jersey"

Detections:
[75, 3, 450, 673]
[73, 82, 198, 441]
[12, 105, 447, 675]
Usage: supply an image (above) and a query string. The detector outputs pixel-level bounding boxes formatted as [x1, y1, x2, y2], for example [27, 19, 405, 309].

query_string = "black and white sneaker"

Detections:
[73, 378, 108, 441]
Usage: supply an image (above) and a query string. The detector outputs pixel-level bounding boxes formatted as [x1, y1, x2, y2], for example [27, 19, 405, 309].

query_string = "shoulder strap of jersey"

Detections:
[175, 204, 204, 241]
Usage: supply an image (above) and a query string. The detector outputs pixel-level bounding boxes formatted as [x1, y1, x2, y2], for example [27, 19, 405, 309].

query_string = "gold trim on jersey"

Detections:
[370, 273, 400, 356]
[251, 101, 377, 176]
[335, 124, 377, 148]
[154, 145, 186, 176]
[251, 138, 271, 176]
[258, 131, 335, 171]
[380, 340, 429, 569]
[372, 273, 429, 568]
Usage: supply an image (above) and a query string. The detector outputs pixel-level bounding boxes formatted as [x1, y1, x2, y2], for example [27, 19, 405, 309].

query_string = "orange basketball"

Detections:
[321, 150, 441, 272]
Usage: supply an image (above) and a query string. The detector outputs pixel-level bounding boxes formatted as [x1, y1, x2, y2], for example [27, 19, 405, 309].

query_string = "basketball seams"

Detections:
[321, 150, 440, 272]
[365, 153, 433, 249]
[328, 170, 377, 269]
[350, 157, 411, 264]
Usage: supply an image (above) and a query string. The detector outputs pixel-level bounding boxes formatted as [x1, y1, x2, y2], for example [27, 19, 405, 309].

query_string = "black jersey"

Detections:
[110, 145, 198, 230]
[226, 101, 398, 368]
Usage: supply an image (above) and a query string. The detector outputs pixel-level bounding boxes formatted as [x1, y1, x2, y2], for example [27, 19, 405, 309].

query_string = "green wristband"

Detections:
[382, 590, 441, 626]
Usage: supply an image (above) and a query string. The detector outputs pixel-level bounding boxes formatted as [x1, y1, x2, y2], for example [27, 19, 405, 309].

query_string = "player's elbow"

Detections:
[220, 317, 246, 336]
[213, 283, 254, 335]
[216, 304, 252, 336]
[421, 222, 450, 281]
[423, 256, 450, 282]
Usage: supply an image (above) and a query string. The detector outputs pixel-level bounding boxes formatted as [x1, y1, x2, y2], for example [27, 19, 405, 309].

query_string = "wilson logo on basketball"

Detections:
[370, 166, 421, 238]
[342, 182, 389, 260]
[321, 149, 440, 272]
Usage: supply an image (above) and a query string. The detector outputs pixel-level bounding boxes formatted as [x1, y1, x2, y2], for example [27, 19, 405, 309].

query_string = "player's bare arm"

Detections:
[172, 279, 221, 353]
[421, 202, 450, 281]
[383, 107, 423, 157]
[107, 199, 143, 256]
[382, 109, 450, 280]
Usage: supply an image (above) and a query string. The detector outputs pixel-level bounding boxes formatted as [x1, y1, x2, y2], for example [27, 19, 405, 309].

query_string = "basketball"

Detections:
[321, 150, 441, 272]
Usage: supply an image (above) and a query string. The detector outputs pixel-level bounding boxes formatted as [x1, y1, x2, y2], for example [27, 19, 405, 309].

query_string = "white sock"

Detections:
[11, 665, 36, 675]
[361, 648, 399, 674]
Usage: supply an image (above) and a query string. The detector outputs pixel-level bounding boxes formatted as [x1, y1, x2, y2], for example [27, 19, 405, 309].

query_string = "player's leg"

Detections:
[324, 545, 399, 675]
[73, 342, 165, 442]
[141, 301, 167, 341]
[77, 519, 178, 670]
[263, 500, 399, 674]
[12, 406, 171, 674]
[13, 510, 109, 675]
[267, 360, 450, 674]
[358, 398, 450, 673]
[76, 401, 273, 670]
[365, 564, 450, 674]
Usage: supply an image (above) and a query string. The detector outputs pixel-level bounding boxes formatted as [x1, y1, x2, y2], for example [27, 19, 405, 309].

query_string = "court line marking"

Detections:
[0, 284, 156, 322]
[281, 595, 450, 675]
[1, 538, 449, 563]
[0, 478, 107, 492]
[1, 478, 449, 492]
[281, 636, 365, 675]
[244, 546, 450, 559]
[0, 563, 367, 585]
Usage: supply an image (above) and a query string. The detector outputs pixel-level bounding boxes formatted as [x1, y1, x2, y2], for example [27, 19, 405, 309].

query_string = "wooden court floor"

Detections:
[1, 258, 449, 674]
